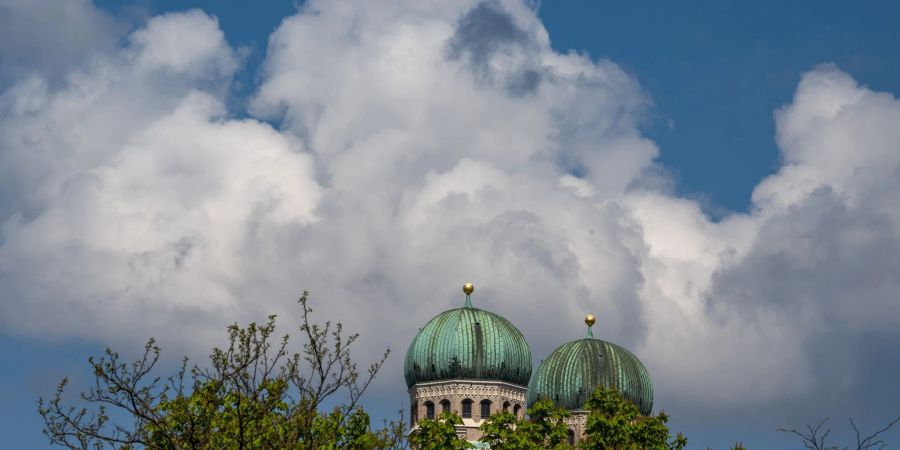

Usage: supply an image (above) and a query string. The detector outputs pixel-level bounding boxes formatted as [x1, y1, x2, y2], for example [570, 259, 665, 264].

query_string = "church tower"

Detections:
[527, 315, 654, 445]
[404, 283, 532, 443]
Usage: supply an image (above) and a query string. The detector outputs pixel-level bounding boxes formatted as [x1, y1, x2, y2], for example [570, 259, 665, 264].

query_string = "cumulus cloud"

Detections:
[0, 9, 320, 343]
[631, 64, 900, 417]
[1, 0, 899, 426]
[0, 0, 123, 83]
[127, 9, 239, 80]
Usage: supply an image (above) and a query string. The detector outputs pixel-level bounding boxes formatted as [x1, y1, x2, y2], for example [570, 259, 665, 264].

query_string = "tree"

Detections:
[408, 411, 473, 450]
[779, 416, 900, 450]
[479, 398, 571, 449]
[580, 387, 687, 450]
[479, 388, 687, 449]
[38, 292, 406, 450]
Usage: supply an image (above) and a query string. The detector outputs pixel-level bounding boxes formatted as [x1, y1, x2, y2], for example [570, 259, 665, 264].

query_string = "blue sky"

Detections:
[2, 1, 900, 448]
[541, 1, 900, 213]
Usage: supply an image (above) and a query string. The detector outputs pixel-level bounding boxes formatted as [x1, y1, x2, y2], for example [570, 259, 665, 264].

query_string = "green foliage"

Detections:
[479, 389, 689, 449]
[37, 291, 715, 450]
[38, 292, 406, 450]
[479, 399, 572, 449]
[478, 411, 526, 449]
[580, 387, 687, 450]
[408, 412, 473, 450]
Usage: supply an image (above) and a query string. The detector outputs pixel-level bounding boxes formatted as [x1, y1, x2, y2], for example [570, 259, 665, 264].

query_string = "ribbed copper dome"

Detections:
[527, 338, 653, 415]
[404, 304, 532, 388]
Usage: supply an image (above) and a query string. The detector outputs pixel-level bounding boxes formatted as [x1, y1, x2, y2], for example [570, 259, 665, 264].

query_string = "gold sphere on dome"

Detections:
[585, 314, 596, 327]
[463, 282, 475, 295]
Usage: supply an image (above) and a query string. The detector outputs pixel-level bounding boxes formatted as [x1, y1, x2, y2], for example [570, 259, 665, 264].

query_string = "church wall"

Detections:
[407, 379, 527, 439]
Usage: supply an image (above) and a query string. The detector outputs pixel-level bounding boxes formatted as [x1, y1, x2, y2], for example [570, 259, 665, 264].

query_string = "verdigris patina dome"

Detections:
[527, 315, 653, 415]
[404, 284, 532, 388]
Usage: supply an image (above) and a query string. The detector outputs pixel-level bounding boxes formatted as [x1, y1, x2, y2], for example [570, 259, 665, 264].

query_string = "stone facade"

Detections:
[408, 379, 527, 441]
[565, 411, 589, 444]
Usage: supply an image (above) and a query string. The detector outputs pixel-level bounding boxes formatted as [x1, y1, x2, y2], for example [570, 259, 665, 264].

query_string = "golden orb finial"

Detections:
[463, 282, 475, 295]
[585, 314, 596, 338]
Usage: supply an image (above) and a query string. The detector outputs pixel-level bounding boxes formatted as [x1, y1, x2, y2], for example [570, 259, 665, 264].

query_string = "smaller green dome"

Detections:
[404, 293, 532, 388]
[528, 333, 653, 415]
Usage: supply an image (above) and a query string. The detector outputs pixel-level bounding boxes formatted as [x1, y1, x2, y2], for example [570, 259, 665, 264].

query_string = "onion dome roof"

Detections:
[527, 316, 653, 415]
[403, 284, 532, 388]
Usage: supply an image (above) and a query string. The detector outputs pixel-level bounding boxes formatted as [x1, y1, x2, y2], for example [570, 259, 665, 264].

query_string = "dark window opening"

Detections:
[480, 399, 491, 418]
[461, 399, 473, 418]
[425, 401, 435, 420]
[513, 404, 521, 419]
[567, 429, 575, 445]
[502, 401, 510, 412]
[440, 399, 450, 414]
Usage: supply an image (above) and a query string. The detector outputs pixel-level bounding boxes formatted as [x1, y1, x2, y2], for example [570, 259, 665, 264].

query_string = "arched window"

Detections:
[461, 399, 473, 418]
[440, 399, 450, 414]
[567, 429, 575, 445]
[425, 401, 435, 420]
[502, 401, 510, 412]
[513, 404, 521, 419]
[480, 399, 491, 418]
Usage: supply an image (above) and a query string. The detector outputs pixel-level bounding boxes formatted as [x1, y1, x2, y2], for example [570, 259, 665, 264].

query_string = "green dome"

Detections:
[527, 337, 653, 415]
[404, 302, 532, 388]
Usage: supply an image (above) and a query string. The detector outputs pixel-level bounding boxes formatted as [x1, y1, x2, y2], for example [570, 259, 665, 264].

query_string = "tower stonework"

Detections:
[408, 379, 527, 440]
[404, 283, 532, 444]
[563, 412, 588, 444]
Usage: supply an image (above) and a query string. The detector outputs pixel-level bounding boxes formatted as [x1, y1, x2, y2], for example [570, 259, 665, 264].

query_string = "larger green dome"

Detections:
[404, 295, 532, 388]
[527, 333, 653, 415]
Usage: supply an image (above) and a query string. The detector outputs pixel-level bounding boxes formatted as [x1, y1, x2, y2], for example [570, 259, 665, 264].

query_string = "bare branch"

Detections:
[39, 291, 394, 449]
[781, 415, 900, 450]
[778, 417, 842, 450]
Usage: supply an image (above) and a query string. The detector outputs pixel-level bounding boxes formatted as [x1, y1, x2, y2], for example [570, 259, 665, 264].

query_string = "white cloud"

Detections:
[128, 9, 239, 79]
[0, 10, 320, 344]
[631, 63, 900, 414]
[1, 0, 899, 424]
[0, 0, 122, 82]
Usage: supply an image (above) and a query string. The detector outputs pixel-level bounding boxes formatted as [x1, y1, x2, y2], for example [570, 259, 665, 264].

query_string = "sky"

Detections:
[1, 0, 900, 448]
